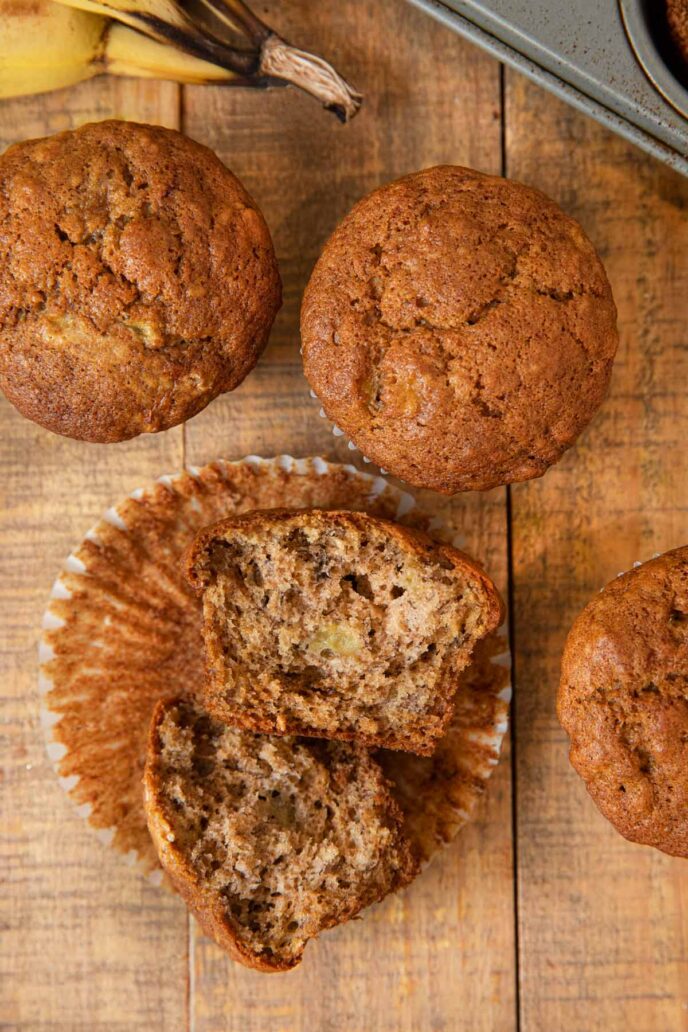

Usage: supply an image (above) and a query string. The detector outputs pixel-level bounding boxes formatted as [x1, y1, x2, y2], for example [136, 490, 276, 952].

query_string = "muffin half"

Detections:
[144, 697, 418, 971]
[184, 507, 503, 755]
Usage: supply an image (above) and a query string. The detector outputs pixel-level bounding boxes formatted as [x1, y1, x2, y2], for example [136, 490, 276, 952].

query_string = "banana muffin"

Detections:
[0, 120, 281, 442]
[144, 697, 418, 971]
[301, 165, 618, 494]
[184, 507, 503, 755]
[558, 547, 688, 858]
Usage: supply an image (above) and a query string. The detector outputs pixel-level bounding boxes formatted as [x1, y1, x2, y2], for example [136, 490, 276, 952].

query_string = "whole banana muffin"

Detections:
[0, 120, 281, 442]
[558, 547, 688, 858]
[301, 166, 618, 493]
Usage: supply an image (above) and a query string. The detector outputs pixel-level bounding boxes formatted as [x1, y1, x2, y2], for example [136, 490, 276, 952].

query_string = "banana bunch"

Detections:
[0, 0, 362, 120]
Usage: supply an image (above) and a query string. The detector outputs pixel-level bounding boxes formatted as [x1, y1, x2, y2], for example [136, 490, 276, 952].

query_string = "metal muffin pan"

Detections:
[620, 0, 688, 120]
[408, 0, 688, 176]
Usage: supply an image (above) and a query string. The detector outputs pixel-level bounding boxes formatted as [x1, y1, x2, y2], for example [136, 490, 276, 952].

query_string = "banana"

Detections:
[52, 0, 363, 119]
[106, 23, 236, 83]
[0, 1, 104, 97]
[57, 0, 243, 69]
[0, 0, 361, 118]
[0, 0, 240, 100]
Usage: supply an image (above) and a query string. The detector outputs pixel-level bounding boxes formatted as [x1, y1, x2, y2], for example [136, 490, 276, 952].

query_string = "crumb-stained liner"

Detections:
[39, 455, 511, 879]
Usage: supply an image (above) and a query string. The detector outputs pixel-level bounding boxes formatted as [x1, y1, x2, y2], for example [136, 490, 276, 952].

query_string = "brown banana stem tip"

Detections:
[259, 33, 362, 122]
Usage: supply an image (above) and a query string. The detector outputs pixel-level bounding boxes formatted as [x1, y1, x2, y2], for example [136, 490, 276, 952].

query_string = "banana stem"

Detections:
[213, 0, 268, 43]
[259, 33, 362, 122]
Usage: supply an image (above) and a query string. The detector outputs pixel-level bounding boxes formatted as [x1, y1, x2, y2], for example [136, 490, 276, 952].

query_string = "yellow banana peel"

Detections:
[0, 0, 362, 119]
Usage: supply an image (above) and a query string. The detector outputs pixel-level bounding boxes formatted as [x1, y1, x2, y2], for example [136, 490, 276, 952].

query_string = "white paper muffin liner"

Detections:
[307, 386, 391, 470]
[39, 454, 510, 880]
[610, 553, 663, 585]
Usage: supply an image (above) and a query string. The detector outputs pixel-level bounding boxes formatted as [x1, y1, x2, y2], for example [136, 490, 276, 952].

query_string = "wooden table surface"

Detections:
[1, 1, 687, 1029]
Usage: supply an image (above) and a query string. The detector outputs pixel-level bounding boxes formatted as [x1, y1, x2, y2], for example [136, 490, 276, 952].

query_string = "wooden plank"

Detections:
[182, 0, 504, 467]
[0, 80, 189, 1031]
[505, 72, 688, 1032]
[182, 3, 516, 1030]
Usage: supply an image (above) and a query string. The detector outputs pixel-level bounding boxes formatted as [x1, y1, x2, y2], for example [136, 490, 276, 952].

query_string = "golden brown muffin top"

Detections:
[301, 165, 618, 494]
[0, 120, 281, 442]
[558, 547, 688, 858]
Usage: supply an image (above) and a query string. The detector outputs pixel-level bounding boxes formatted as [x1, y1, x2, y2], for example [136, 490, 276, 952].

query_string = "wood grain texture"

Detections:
[505, 71, 688, 1032]
[181, 0, 503, 467]
[181, 2, 515, 1030]
[0, 81, 189, 1032]
[2, 4, 687, 1030]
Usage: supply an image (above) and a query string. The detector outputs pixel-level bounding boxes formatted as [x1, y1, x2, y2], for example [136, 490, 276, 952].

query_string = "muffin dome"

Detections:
[0, 120, 281, 442]
[558, 547, 688, 858]
[301, 165, 618, 493]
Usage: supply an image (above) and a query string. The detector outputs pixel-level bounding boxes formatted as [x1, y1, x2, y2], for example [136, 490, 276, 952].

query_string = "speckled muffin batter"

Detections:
[0, 120, 281, 442]
[301, 165, 618, 493]
[144, 697, 418, 971]
[184, 508, 503, 755]
[558, 547, 688, 858]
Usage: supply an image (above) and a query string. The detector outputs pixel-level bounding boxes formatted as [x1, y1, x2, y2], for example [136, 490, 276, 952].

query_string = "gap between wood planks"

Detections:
[178, 52, 516, 1030]
[500, 59, 524, 1032]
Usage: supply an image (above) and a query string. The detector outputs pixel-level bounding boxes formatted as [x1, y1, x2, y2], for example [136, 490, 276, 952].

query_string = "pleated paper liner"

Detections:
[308, 387, 393, 475]
[39, 455, 511, 880]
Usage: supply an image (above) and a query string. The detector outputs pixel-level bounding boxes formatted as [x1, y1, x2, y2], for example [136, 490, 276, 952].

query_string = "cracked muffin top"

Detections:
[0, 120, 281, 442]
[558, 547, 688, 858]
[301, 165, 618, 493]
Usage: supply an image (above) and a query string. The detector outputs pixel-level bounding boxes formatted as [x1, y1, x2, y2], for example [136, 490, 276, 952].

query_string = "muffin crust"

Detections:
[558, 547, 688, 858]
[301, 165, 618, 493]
[0, 120, 281, 441]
